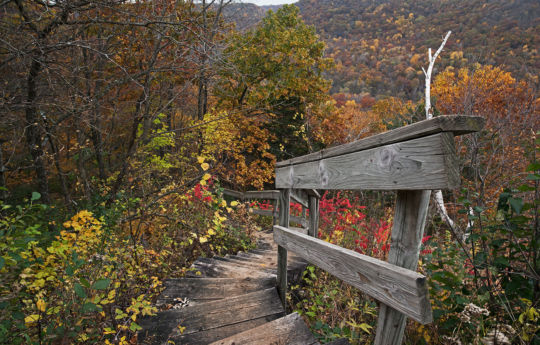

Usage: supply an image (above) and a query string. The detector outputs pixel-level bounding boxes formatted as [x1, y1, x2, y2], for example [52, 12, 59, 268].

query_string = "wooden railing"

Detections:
[273, 115, 485, 345]
[222, 188, 320, 232]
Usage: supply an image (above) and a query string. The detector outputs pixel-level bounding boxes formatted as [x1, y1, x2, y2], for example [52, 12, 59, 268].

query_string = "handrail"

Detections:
[221, 188, 315, 230]
[273, 115, 484, 345]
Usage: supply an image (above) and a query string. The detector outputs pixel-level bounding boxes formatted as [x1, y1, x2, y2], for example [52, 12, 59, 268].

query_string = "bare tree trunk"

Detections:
[421, 31, 467, 238]
[43, 115, 72, 207]
[25, 58, 50, 203]
[0, 140, 7, 201]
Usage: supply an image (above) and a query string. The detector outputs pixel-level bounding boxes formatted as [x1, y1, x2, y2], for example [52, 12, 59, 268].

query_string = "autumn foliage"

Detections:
[1, 0, 539, 344]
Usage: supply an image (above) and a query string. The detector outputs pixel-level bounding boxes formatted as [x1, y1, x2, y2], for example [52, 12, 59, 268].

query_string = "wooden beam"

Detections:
[308, 195, 319, 237]
[277, 189, 290, 309]
[291, 190, 309, 208]
[305, 189, 321, 199]
[276, 133, 459, 190]
[222, 188, 245, 199]
[250, 209, 305, 227]
[374, 190, 432, 345]
[250, 209, 274, 217]
[244, 190, 280, 200]
[273, 225, 432, 324]
[276, 115, 484, 168]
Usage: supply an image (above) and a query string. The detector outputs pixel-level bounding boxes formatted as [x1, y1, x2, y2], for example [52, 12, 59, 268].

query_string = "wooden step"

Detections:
[156, 277, 275, 306]
[186, 257, 276, 279]
[209, 312, 320, 345]
[139, 288, 284, 344]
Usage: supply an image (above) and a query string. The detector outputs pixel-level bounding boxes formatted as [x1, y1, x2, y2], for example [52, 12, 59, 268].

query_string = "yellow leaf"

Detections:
[203, 173, 211, 181]
[36, 299, 46, 312]
[25, 314, 40, 325]
[230, 201, 238, 207]
[207, 229, 215, 236]
[201, 162, 209, 171]
[197, 156, 205, 164]
[199, 236, 208, 244]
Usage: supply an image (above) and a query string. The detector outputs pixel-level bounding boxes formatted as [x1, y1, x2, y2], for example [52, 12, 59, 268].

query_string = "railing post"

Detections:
[277, 188, 290, 309]
[374, 190, 431, 345]
[308, 194, 319, 238]
[272, 199, 278, 226]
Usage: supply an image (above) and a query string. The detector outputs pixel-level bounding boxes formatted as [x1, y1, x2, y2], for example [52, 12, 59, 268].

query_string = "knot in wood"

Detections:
[378, 147, 396, 169]
[318, 160, 329, 187]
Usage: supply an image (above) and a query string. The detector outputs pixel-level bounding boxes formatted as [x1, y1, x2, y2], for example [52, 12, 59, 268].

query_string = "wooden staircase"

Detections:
[138, 230, 337, 345]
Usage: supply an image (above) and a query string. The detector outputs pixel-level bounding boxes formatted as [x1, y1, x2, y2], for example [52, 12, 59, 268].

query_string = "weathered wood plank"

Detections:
[222, 189, 280, 200]
[276, 133, 458, 190]
[276, 115, 484, 167]
[306, 188, 321, 199]
[277, 189, 290, 309]
[291, 189, 309, 208]
[209, 312, 320, 345]
[222, 188, 245, 199]
[250, 209, 274, 217]
[308, 195, 319, 237]
[374, 190, 432, 345]
[244, 190, 280, 200]
[187, 257, 276, 280]
[290, 215, 308, 227]
[273, 225, 432, 324]
[139, 288, 284, 344]
[156, 277, 275, 305]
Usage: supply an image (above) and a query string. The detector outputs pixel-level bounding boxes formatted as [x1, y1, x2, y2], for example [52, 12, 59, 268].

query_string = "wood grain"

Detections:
[374, 190, 432, 345]
[222, 189, 280, 200]
[273, 225, 432, 324]
[209, 312, 320, 345]
[244, 190, 280, 200]
[276, 115, 484, 167]
[276, 133, 459, 190]
[291, 189, 309, 208]
[308, 195, 319, 237]
[277, 189, 290, 309]
[156, 277, 275, 305]
[139, 288, 284, 344]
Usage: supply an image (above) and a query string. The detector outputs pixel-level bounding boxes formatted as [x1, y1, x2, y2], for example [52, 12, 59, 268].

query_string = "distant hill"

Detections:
[222, 3, 287, 31]
[224, 0, 540, 100]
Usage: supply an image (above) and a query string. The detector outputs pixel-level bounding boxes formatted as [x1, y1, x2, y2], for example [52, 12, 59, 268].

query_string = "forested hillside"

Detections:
[0, 0, 538, 344]
[296, 0, 539, 99]
[227, 0, 539, 100]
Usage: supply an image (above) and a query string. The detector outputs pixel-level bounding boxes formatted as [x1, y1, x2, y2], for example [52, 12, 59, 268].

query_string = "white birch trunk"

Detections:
[422, 31, 470, 240]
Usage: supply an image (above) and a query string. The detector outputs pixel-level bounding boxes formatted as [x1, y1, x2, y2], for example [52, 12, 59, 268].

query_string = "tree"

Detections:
[207, 5, 333, 188]
[433, 64, 539, 212]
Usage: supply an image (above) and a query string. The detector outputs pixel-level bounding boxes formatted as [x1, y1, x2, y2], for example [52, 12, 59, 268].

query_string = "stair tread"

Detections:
[139, 288, 284, 344]
[157, 277, 275, 306]
[187, 258, 277, 279]
[209, 312, 320, 345]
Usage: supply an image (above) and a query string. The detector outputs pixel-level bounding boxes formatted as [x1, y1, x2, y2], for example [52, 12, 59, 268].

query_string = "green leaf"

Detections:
[31, 192, 41, 201]
[508, 197, 524, 214]
[65, 265, 74, 276]
[0, 257, 4, 270]
[358, 323, 372, 334]
[92, 278, 110, 290]
[130, 322, 142, 332]
[82, 303, 99, 313]
[80, 278, 90, 288]
[518, 184, 535, 192]
[526, 173, 540, 181]
[74, 283, 86, 299]
[526, 162, 540, 171]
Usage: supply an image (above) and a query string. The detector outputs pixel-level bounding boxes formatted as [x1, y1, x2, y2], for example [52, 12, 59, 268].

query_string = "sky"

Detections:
[244, 0, 297, 5]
